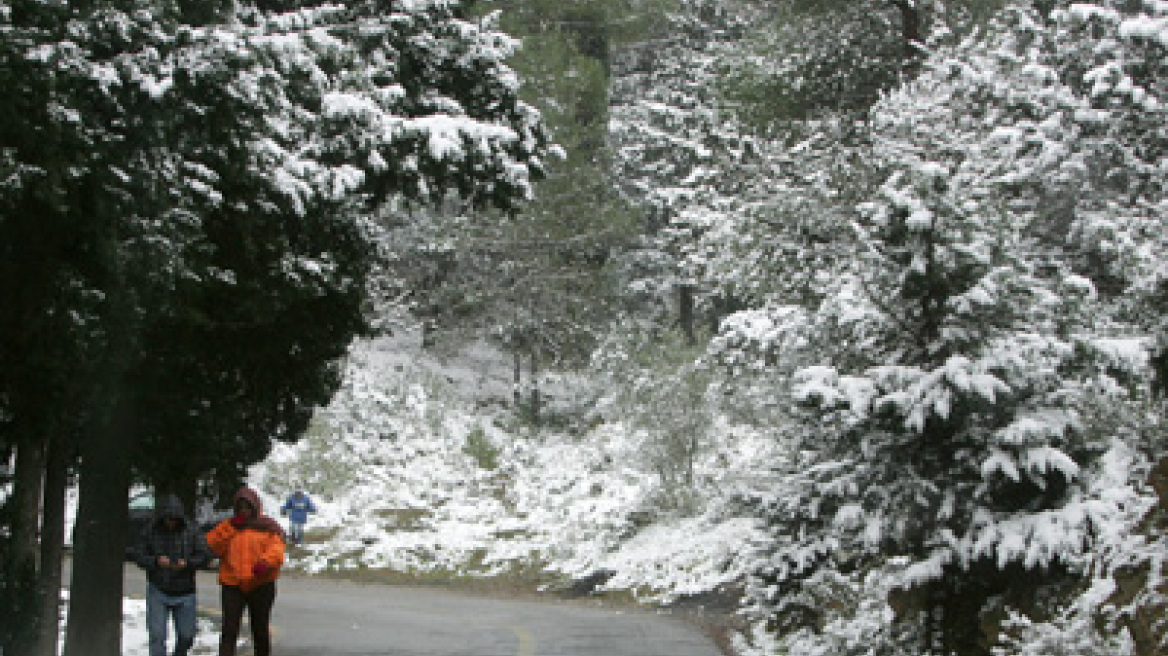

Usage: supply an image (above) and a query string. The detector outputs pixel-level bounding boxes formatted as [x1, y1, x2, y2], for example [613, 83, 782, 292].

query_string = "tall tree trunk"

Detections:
[2, 437, 47, 656]
[36, 436, 70, 656]
[64, 191, 137, 656]
[63, 399, 133, 656]
[11, 437, 45, 563]
[64, 287, 135, 656]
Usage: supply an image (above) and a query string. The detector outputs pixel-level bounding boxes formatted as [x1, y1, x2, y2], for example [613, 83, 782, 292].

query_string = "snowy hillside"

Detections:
[249, 325, 770, 603]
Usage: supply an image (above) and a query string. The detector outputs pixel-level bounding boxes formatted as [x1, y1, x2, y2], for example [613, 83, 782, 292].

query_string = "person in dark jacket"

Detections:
[132, 494, 212, 656]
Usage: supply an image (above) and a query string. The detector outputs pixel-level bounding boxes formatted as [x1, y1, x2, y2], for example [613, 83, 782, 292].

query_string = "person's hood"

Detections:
[155, 495, 187, 526]
[232, 486, 287, 540]
[234, 486, 264, 515]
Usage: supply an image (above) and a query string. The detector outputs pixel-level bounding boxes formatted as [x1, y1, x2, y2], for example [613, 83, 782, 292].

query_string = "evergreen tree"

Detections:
[708, 4, 1165, 653]
[389, 0, 641, 423]
[0, 1, 550, 654]
[608, 0, 750, 335]
[1039, 2, 1168, 395]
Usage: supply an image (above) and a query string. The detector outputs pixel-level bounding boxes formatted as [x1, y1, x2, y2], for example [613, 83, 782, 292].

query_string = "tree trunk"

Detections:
[891, 0, 924, 64]
[36, 436, 70, 656]
[2, 437, 47, 656]
[11, 438, 45, 562]
[679, 284, 696, 346]
[686, 431, 698, 487]
[529, 343, 541, 427]
[63, 401, 133, 656]
[513, 338, 522, 410]
[63, 188, 138, 656]
[422, 318, 435, 350]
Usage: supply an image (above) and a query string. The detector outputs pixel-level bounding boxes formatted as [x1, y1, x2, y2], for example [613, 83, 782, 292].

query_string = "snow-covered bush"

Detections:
[994, 605, 1135, 656]
[990, 438, 1158, 656]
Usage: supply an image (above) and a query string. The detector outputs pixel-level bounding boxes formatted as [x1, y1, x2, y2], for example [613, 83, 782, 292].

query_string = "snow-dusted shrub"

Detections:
[259, 422, 360, 500]
[504, 419, 772, 601]
[591, 329, 721, 512]
[736, 560, 926, 656]
[250, 330, 773, 602]
[995, 610, 1134, 656]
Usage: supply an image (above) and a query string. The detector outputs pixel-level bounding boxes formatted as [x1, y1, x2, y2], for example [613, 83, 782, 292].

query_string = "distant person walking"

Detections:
[206, 487, 286, 656]
[280, 488, 317, 546]
[131, 494, 212, 656]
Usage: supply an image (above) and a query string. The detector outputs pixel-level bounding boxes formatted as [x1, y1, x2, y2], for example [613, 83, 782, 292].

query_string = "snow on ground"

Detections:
[30, 322, 764, 653]
[54, 591, 221, 656]
[248, 326, 773, 602]
[119, 598, 221, 656]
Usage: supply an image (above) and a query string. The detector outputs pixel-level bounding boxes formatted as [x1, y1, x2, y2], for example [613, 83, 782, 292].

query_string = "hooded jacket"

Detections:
[206, 487, 286, 592]
[281, 491, 317, 525]
[131, 495, 211, 595]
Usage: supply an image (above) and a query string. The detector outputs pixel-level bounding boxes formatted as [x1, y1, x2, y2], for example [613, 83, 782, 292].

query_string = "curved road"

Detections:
[123, 565, 723, 656]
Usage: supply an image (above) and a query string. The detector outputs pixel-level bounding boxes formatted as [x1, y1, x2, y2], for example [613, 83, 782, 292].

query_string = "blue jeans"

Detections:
[147, 584, 197, 656]
[289, 521, 305, 544]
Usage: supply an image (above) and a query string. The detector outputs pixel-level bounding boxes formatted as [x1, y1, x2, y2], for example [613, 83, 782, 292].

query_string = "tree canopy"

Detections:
[0, 1, 551, 654]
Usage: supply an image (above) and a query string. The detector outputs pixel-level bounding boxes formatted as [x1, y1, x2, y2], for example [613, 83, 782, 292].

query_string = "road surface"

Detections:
[122, 564, 724, 656]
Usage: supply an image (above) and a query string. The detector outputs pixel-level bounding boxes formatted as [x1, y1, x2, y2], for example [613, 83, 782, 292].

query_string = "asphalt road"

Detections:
[122, 564, 724, 656]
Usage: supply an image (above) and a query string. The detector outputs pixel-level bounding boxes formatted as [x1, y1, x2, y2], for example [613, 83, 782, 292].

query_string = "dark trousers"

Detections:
[219, 582, 276, 656]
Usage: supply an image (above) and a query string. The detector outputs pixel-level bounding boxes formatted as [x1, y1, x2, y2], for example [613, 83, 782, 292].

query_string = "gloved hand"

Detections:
[253, 561, 270, 577]
[230, 514, 247, 528]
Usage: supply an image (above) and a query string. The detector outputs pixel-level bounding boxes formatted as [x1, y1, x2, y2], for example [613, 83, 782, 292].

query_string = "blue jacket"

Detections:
[281, 492, 316, 524]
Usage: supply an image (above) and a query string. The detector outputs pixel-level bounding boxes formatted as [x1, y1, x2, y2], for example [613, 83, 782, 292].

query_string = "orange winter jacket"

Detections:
[206, 519, 286, 591]
[208, 487, 286, 592]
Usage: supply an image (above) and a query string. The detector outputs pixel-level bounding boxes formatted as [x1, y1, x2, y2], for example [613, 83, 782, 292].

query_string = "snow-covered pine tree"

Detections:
[607, 0, 750, 332]
[718, 4, 1162, 655]
[1037, 3, 1168, 652]
[1041, 1, 1168, 402]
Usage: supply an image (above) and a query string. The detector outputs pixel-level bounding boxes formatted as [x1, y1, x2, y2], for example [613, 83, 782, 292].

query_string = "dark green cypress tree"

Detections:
[1, 1, 551, 654]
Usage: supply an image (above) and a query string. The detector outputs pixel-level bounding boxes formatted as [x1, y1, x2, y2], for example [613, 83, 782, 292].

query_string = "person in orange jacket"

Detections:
[206, 487, 286, 656]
